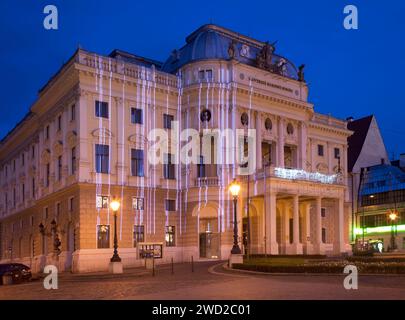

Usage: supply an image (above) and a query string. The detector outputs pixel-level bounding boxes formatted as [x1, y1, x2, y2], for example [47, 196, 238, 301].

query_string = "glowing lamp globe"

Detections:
[110, 200, 120, 212]
[229, 179, 241, 197]
[389, 211, 398, 221]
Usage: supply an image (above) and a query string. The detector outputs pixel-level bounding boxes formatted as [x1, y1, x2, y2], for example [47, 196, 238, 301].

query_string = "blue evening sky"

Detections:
[0, 0, 404, 157]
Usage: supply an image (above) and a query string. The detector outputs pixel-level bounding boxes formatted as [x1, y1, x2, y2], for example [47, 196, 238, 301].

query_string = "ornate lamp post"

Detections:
[229, 179, 242, 254]
[110, 199, 121, 262]
[388, 209, 398, 251]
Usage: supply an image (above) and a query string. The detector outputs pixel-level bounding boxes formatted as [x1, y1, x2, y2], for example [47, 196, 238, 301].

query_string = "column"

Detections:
[299, 122, 307, 169]
[277, 117, 284, 168]
[287, 195, 303, 254]
[77, 90, 90, 182]
[255, 111, 262, 171]
[327, 142, 333, 174]
[115, 97, 126, 185]
[282, 202, 290, 253]
[334, 197, 345, 255]
[313, 196, 324, 254]
[310, 138, 317, 171]
[265, 192, 279, 254]
[302, 203, 313, 254]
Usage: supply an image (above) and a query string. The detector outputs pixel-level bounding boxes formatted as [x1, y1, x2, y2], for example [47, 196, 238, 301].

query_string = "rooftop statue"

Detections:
[256, 41, 276, 70]
[228, 39, 237, 59]
[298, 64, 305, 82]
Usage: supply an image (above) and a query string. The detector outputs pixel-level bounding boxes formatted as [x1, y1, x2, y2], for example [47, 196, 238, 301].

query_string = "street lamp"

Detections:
[110, 198, 121, 262]
[229, 179, 242, 254]
[388, 209, 398, 251]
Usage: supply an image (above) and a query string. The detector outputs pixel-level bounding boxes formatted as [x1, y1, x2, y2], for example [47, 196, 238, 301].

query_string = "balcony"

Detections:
[195, 177, 220, 187]
[255, 166, 343, 185]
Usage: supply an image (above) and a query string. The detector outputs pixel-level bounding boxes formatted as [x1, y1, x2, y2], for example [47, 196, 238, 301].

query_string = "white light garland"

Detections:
[274, 167, 338, 184]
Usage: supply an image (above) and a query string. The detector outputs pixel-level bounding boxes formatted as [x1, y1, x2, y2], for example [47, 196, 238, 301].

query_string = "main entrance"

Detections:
[199, 218, 220, 259]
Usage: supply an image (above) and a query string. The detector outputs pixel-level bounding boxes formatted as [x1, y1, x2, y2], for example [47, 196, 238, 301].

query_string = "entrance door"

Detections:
[199, 232, 219, 259]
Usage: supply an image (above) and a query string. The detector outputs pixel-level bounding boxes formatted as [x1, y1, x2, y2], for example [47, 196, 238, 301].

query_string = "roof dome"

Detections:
[161, 24, 299, 80]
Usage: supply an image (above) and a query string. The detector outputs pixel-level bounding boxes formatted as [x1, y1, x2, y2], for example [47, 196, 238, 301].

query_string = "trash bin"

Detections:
[2, 274, 13, 285]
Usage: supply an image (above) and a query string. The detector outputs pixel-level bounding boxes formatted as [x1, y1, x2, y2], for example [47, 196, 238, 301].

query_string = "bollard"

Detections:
[191, 255, 194, 273]
[171, 257, 174, 275]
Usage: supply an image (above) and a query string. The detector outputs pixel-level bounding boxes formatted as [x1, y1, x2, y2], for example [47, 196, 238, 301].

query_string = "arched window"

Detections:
[265, 118, 272, 131]
[287, 123, 294, 135]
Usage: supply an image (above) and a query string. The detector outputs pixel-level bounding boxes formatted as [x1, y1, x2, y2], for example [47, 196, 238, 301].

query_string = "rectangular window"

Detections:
[71, 104, 76, 121]
[321, 207, 326, 218]
[131, 108, 143, 124]
[32, 178, 35, 198]
[95, 101, 109, 118]
[322, 228, 326, 243]
[45, 163, 50, 187]
[22, 184, 25, 202]
[133, 225, 145, 247]
[57, 115, 62, 131]
[131, 149, 144, 177]
[57, 156, 62, 181]
[132, 197, 144, 210]
[198, 70, 205, 80]
[95, 144, 109, 173]
[165, 199, 176, 212]
[44, 207, 48, 220]
[96, 195, 109, 209]
[163, 153, 175, 180]
[334, 148, 340, 159]
[71, 147, 76, 175]
[197, 155, 206, 178]
[206, 69, 213, 80]
[165, 226, 176, 247]
[163, 114, 174, 129]
[69, 197, 74, 212]
[97, 225, 110, 248]
[318, 144, 324, 156]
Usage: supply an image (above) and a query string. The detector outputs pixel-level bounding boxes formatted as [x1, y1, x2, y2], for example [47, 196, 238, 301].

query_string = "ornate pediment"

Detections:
[41, 149, 51, 163]
[91, 128, 113, 139]
[316, 162, 328, 174]
[66, 130, 77, 148]
[53, 140, 63, 155]
[128, 134, 147, 148]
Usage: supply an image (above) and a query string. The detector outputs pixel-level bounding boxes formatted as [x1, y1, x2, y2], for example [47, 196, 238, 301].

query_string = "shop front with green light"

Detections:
[354, 224, 405, 236]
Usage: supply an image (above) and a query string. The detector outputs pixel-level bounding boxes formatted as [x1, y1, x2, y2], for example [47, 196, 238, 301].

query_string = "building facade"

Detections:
[0, 25, 352, 273]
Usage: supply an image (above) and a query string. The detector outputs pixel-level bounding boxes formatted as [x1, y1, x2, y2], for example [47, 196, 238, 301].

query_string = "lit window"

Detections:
[165, 226, 176, 247]
[133, 225, 145, 247]
[96, 195, 109, 209]
[97, 225, 110, 248]
[132, 197, 144, 210]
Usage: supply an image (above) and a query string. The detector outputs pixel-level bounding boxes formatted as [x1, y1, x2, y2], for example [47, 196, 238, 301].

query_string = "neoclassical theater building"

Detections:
[0, 24, 352, 273]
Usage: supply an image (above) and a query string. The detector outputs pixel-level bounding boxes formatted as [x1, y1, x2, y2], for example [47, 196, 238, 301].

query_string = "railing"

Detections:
[77, 51, 178, 87]
[195, 177, 220, 187]
[312, 113, 347, 130]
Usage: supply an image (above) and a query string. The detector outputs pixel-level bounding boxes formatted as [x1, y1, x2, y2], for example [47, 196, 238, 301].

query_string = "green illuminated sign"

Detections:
[354, 224, 405, 235]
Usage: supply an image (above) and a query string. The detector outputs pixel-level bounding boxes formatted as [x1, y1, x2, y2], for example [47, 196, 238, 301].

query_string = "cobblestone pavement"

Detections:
[0, 261, 405, 300]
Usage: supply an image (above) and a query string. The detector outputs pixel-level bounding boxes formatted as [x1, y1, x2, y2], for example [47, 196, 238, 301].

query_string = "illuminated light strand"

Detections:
[274, 167, 338, 184]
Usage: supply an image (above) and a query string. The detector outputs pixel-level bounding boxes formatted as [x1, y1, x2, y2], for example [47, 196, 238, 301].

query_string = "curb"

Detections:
[210, 262, 405, 277]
